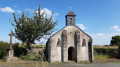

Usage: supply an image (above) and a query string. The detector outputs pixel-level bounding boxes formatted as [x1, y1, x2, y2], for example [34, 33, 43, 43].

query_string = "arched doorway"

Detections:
[68, 47, 75, 61]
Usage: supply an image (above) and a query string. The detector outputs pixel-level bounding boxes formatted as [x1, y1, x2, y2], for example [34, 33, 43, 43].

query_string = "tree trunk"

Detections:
[26, 43, 31, 53]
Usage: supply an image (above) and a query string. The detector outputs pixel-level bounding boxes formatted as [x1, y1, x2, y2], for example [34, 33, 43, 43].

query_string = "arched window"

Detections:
[70, 18, 72, 23]
[82, 39, 86, 47]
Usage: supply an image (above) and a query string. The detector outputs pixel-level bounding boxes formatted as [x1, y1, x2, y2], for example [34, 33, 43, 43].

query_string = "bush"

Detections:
[20, 47, 46, 61]
[20, 52, 38, 61]
[0, 41, 9, 58]
[94, 48, 118, 58]
[13, 43, 27, 57]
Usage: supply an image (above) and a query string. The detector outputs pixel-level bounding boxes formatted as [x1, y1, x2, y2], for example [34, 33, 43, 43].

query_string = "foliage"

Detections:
[94, 48, 118, 59]
[20, 50, 46, 61]
[110, 36, 120, 46]
[31, 44, 45, 48]
[13, 43, 27, 57]
[35, 47, 46, 61]
[20, 52, 37, 61]
[10, 5, 57, 50]
[18, 44, 46, 61]
[0, 41, 9, 58]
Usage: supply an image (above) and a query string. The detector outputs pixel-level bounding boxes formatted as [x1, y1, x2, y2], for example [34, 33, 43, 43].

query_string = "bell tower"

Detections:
[65, 10, 76, 26]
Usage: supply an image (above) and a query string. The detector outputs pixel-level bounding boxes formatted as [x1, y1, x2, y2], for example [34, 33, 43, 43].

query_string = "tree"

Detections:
[10, 5, 57, 50]
[110, 36, 120, 46]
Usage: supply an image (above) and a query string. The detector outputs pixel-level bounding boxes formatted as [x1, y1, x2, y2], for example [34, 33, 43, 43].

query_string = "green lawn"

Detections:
[94, 54, 111, 60]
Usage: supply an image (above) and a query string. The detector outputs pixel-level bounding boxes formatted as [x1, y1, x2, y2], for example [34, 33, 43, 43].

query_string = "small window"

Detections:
[82, 39, 86, 47]
[70, 18, 72, 23]
[57, 38, 61, 46]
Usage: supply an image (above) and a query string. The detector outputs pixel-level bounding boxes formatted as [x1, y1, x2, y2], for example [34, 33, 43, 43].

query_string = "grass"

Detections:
[94, 54, 111, 60]
[0, 60, 49, 67]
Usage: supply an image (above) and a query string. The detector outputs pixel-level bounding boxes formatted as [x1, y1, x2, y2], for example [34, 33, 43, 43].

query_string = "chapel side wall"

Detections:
[91, 39, 94, 62]
[50, 31, 62, 63]
[46, 39, 51, 62]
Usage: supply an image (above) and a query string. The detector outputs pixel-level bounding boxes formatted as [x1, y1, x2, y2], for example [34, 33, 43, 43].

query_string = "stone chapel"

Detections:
[46, 10, 93, 63]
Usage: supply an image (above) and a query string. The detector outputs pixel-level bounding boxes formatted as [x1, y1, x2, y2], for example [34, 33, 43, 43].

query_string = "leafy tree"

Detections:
[110, 36, 120, 46]
[10, 5, 57, 50]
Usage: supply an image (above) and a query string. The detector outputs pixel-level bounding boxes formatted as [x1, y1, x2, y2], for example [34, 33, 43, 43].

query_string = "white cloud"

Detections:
[90, 32, 120, 45]
[96, 33, 104, 36]
[41, 8, 52, 17]
[116, 29, 120, 32]
[111, 25, 119, 30]
[17, 10, 21, 13]
[76, 24, 87, 30]
[0, 7, 15, 13]
[110, 25, 120, 32]
[34, 8, 58, 19]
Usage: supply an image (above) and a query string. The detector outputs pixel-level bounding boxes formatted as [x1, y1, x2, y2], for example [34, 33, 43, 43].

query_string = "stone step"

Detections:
[5, 57, 19, 62]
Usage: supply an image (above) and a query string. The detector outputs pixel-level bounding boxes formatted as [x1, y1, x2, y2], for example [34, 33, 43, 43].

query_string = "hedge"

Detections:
[0, 41, 9, 58]
[13, 43, 27, 57]
[94, 48, 118, 58]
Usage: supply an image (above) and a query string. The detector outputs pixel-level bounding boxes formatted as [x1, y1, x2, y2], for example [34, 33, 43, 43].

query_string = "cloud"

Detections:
[90, 32, 120, 45]
[0, 7, 15, 13]
[96, 33, 104, 36]
[116, 29, 120, 32]
[76, 24, 87, 30]
[111, 25, 119, 30]
[41, 8, 52, 17]
[17, 10, 21, 13]
[110, 25, 120, 32]
[34, 8, 58, 19]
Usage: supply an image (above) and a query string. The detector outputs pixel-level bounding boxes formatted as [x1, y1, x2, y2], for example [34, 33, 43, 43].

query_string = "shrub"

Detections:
[20, 52, 38, 61]
[20, 47, 46, 61]
[13, 43, 27, 57]
[94, 48, 118, 58]
[0, 41, 9, 58]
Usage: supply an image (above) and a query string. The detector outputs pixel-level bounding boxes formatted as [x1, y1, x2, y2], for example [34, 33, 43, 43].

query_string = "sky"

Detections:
[0, 0, 120, 45]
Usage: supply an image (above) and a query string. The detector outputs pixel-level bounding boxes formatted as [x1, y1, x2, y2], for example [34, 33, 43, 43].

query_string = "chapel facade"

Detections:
[46, 10, 93, 63]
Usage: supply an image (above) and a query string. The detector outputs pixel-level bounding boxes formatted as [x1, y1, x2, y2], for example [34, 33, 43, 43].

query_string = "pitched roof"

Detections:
[66, 10, 76, 16]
